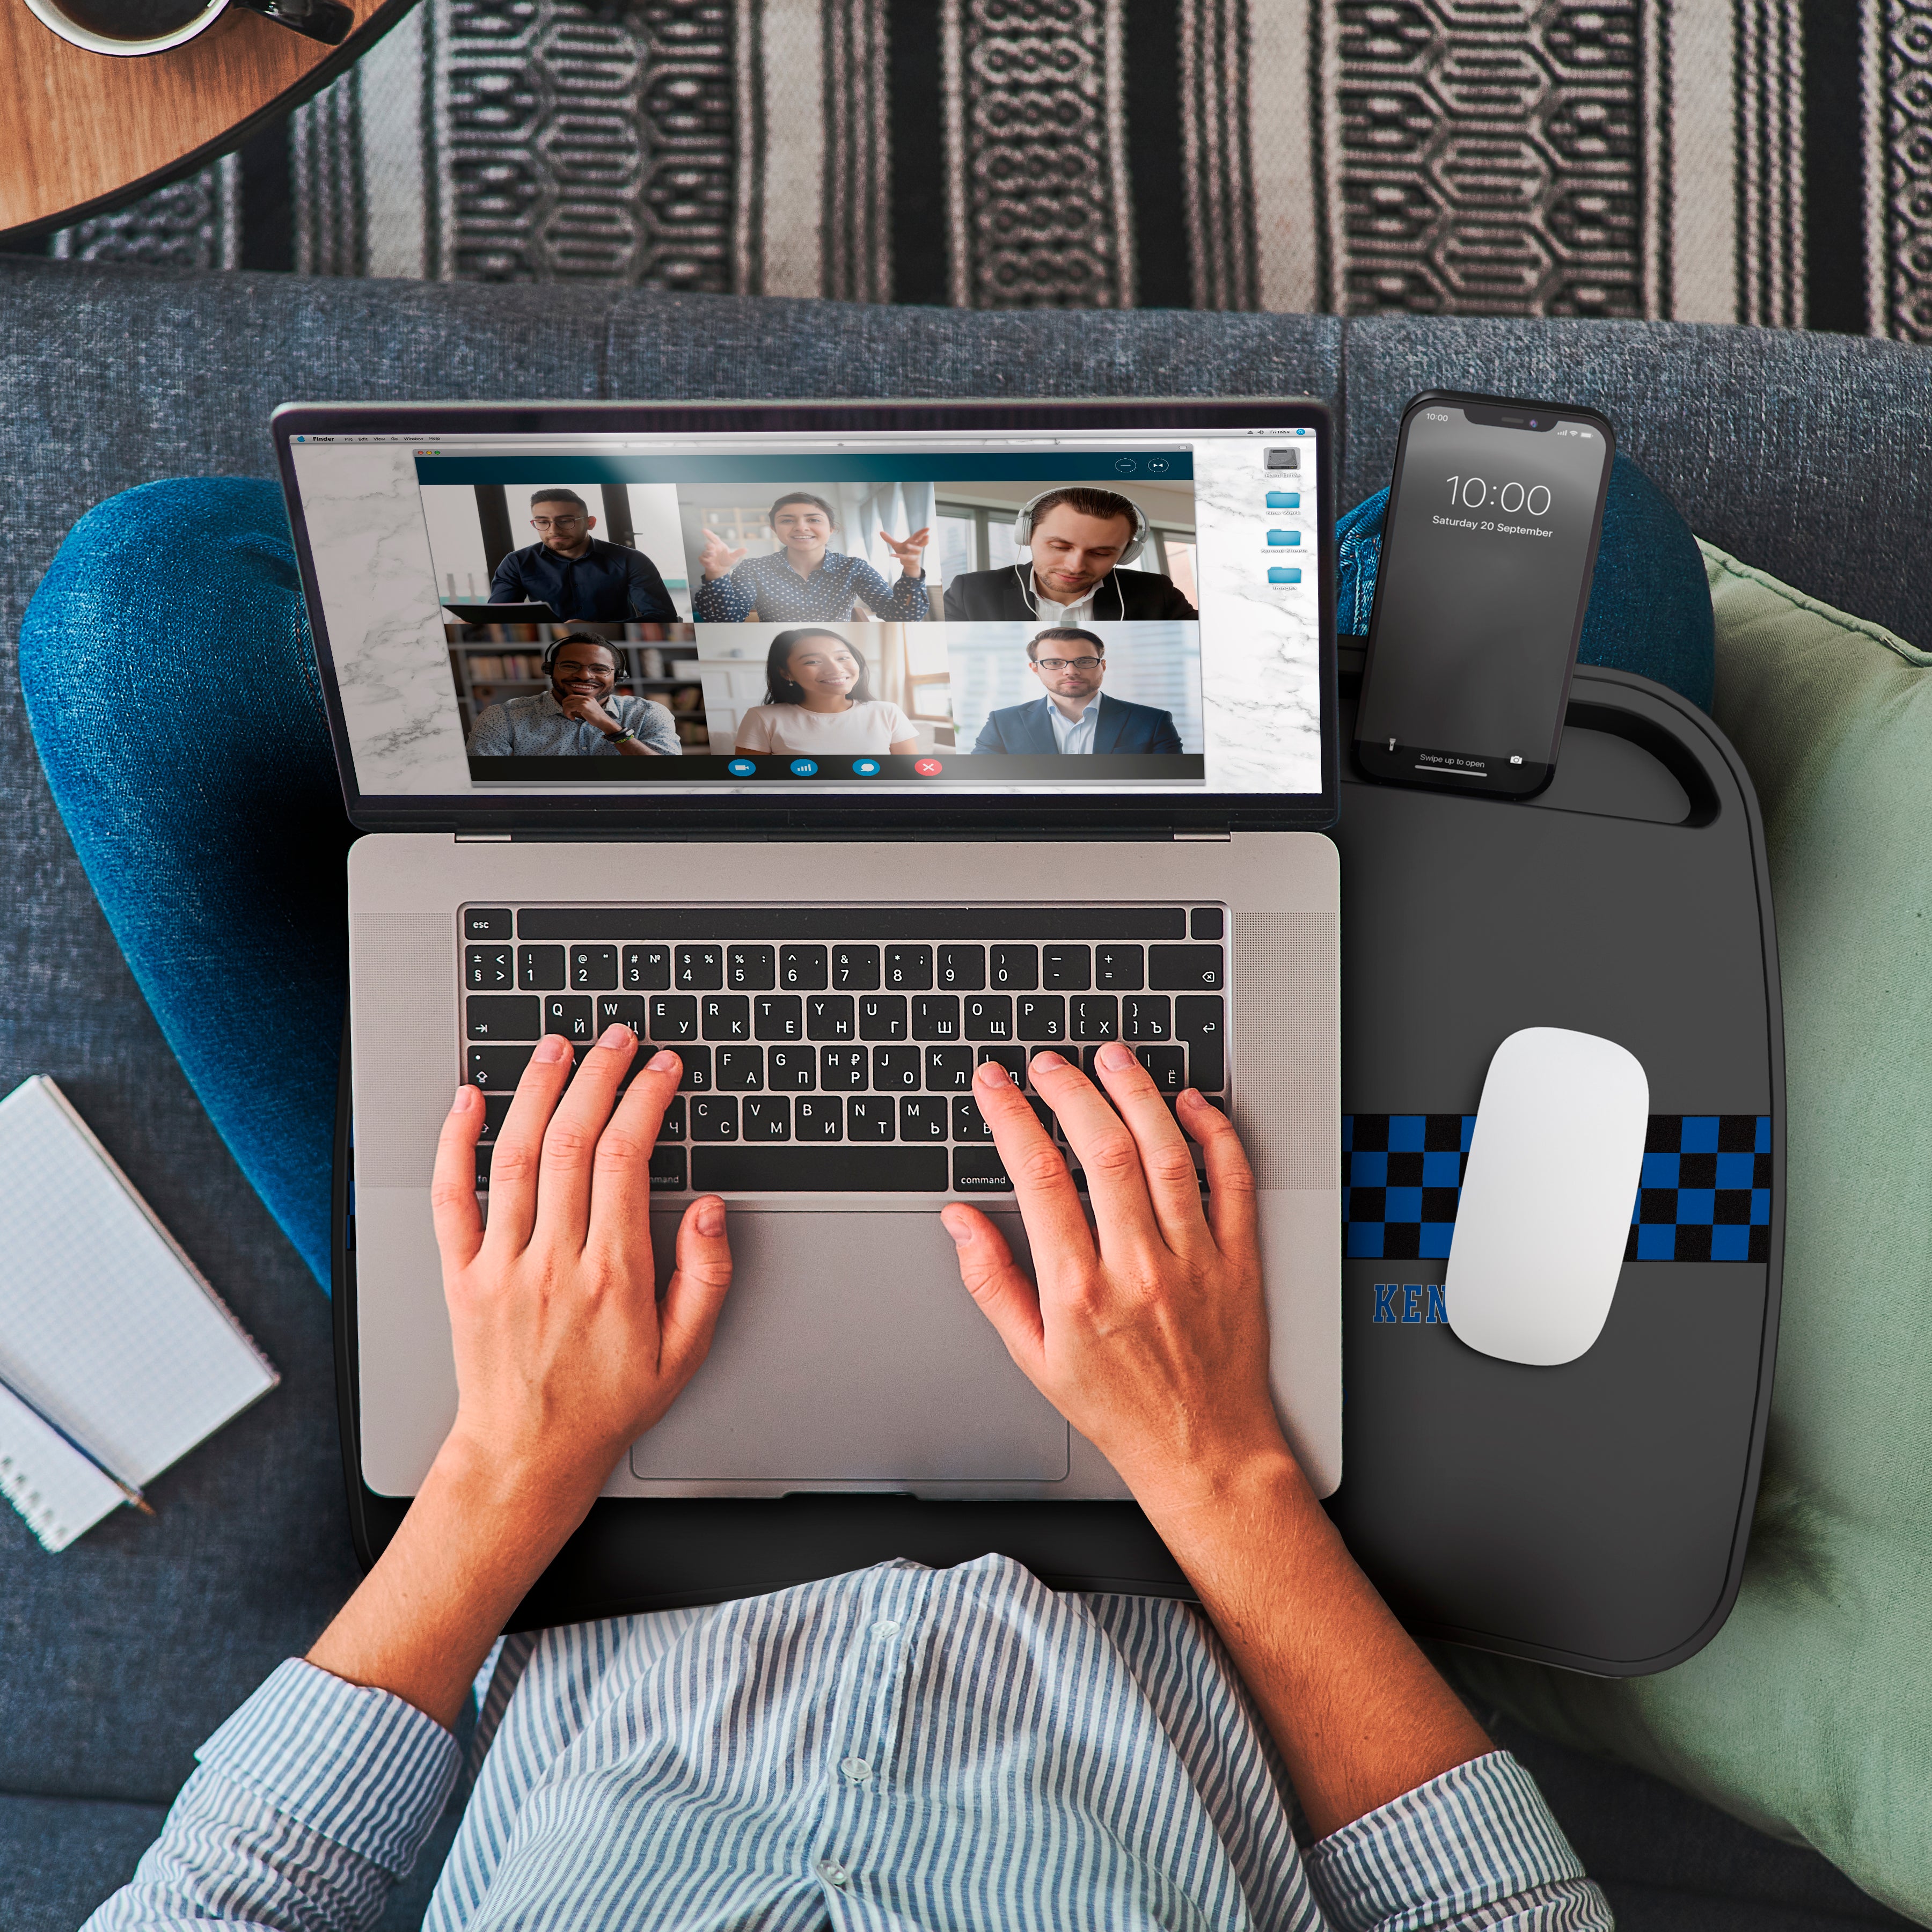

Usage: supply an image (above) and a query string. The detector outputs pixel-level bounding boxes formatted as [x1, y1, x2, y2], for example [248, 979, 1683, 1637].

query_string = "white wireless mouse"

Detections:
[1445, 1027, 1649, 1367]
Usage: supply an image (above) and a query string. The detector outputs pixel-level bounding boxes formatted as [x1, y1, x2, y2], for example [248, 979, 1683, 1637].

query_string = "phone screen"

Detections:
[1353, 398, 1613, 796]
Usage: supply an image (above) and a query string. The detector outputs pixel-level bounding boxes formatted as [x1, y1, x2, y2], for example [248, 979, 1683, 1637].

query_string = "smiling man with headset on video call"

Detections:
[941, 486, 1199, 622]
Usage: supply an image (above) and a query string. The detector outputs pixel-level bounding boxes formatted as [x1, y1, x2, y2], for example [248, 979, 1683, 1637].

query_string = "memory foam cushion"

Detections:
[1336, 452, 1716, 712]
[1446, 544, 1932, 1924]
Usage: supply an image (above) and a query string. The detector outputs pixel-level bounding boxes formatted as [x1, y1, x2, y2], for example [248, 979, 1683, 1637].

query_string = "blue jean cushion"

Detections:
[1336, 453, 1716, 713]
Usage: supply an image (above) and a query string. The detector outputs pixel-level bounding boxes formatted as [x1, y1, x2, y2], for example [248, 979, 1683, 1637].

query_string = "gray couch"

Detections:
[1, 256, 1926, 1931]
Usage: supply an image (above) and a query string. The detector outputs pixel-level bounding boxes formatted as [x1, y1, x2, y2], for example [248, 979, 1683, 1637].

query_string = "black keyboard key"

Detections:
[714, 1045, 764, 1091]
[937, 945, 986, 991]
[478, 1094, 514, 1142]
[1094, 944, 1143, 991]
[728, 945, 775, 990]
[794, 1095, 843, 1140]
[701, 994, 752, 1041]
[977, 1045, 1026, 1084]
[1041, 946, 1090, 991]
[755, 994, 803, 1041]
[845, 1095, 896, 1140]
[1123, 995, 1172, 1041]
[858, 995, 908, 1041]
[1148, 945, 1224, 991]
[467, 1045, 533, 1092]
[953, 1096, 992, 1142]
[657, 1096, 686, 1140]
[780, 944, 829, 990]
[467, 995, 539, 1042]
[990, 945, 1037, 991]
[649, 994, 698, 1042]
[1137, 1045, 1188, 1094]
[624, 943, 672, 991]
[874, 1046, 921, 1090]
[676, 1045, 712, 1092]
[1175, 994, 1226, 1091]
[1028, 1095, 1058, 1136]
[543, 995, 596, 1044]
[807, 994, 857, 1041]
[927, 1045, 975, 1091]
[767, 1045, 816, 1090]
[964, 995, 1013, 1041]
[570, 945, 618, 991]
[596, 993, 646, 1039]
[1070, 995, 1118, 1042]
[688, 1095, 738, 1141]
[1190, 907, 1225, 940]
[883, 945, 933, 990]
[742, 1095, 790, 1140]
[676, 945, 724, 990]
[464, 908, 512, 940]
[1017, 995, 1066, 1041]
[467, 944, 515, 991]
[952, 1146, 1014, 1192]
[901, 1096, 948, 1140]
[692, 1146, 947, 1191]
[821, 1046, 868, 1089]
[649, 1146, 688, 1191]
[832, 945, 880, 990]
[525, 908, 1186, 941]
[474, 1141, 494, 1190]
[911, 994, 961, 1041]
[519, 945, 565, 991]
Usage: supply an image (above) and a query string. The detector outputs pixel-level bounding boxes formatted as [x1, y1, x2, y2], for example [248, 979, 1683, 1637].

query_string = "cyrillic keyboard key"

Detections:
[874, 1046, 920, 1090]
[478, 1094, 514, 1142]
[794, 1095, 843, 1139]
[742, 1096, 790, 1140]
[883, 945, 933, 990]
[570, 945, 618, 991]
[467, 945, 515, 991]
[649, 1146, 687, 1191]
[953, 1096, 992, 1142]
[467, 996, 539, 1041]
[464, 908, 513, 940]
[596, 994, 646, 1038]
[467, 1045, 533, 1092]
[820, 1047, 868, 1089]
[911, 994, 961, 1040]
[728, 945, 776, 990]
[1190, 908, 1225, 940]
[1093, 945, 1143, 991]
[901, 1096, 947, 1140]
[714, 1046, 764, 1091]
[1017, 995, 1066, 1041]
[1147, 945, 1224, 991]
[964, 995, 1013, 1041]
[624, 944, 672, 991]
[858, 995, 907, 1041]
[1070, 995, 1118, 1042]
[845, 1096, 896, 1140]
[675, 1045, 712, 1092]
[780, 945, 828, 990]
[1123, 995, 1172, 1041]
[649, 994, 698, 1041]
[755, 994, 803, 1041]
[1041, 946, 1090, 990]
[519, 945, 565, 991]
[688, 1095, 738, 1140]
[701, 994, 751, 1041]
[1174, 995, 1226, 1091]
[990, 945, 1038, 991]
[832, 945, 881, 990]
[938, 945, 986, 991]
[1137, 1045, 1187, 1094]
[692, 1146, 947, 1191]
[977, 1045, 1026, 1084]
[657, 1096, 686, 1140]
[543, 995, 595, 1044]
[676, 945, 723, 990]
[767, 1045, 816, 1089]
[807, 994, 857, 1041]
[926, 1046, 974, 1091]
[952, 1147, 1014, 1192]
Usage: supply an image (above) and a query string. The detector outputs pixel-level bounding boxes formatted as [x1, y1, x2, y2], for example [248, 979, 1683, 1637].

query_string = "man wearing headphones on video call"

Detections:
[466, 633, 682, 757]
[940, 486, 1199, 622]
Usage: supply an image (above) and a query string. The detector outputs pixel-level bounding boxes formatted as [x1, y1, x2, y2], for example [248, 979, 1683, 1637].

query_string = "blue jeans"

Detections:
[19, 470, 1713, 1294]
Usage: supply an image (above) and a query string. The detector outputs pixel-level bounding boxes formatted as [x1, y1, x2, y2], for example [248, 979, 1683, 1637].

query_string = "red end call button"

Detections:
[914, 758, 943, 776]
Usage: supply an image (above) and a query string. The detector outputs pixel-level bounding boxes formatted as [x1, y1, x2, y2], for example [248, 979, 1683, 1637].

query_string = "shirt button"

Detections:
[841, 1755, 871, 1782]
[818, 1859, 848, 1886]
[870, 1619, 899, 1638]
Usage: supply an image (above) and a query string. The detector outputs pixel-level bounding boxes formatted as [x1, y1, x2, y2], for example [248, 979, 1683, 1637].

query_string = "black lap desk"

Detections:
[334, 652, 1782, 1667]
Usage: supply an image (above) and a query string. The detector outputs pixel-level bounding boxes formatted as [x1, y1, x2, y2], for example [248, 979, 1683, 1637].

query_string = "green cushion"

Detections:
[1446, 543, 1932, 1921]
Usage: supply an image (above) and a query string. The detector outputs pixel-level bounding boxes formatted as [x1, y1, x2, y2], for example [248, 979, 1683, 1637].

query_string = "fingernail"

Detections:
[1098, 1041, 1134, 1072]
[940, 1208, 972, 1246]
[696, 1197, 724, 1237]
[1030, 1050, 1067, 1074]
[535, 1034, 572, 1064]
[649, 1049, 680, 1073]
[451, 1085, 477, 1113]
[975, 1060, 1013, 1089]
[600, 1023, 635, 1050]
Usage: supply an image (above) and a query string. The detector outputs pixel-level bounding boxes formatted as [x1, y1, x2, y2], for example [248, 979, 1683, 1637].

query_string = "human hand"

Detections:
[700, 528, 747, 579]
[431, 1029, 733, 1514]
[880, 525, 931, 574]
[556, 689, 619, 733]
[939, 1043, 1289, 1507]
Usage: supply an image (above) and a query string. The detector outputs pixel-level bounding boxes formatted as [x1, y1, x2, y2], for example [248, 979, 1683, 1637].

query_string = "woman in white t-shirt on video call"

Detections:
[732, 627, 919, 757]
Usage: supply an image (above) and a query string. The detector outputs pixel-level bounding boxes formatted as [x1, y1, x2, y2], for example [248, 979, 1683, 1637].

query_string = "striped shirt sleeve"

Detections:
[1305, 1751, 1614, 1931]
[84, 1659, 462, 1932]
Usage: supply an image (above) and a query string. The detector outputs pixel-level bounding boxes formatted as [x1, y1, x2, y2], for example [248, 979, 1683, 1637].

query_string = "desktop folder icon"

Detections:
[1265, 491, 1299, 509]
[1268, 566, 1302, 584]
[1266, 529, 1301, 547]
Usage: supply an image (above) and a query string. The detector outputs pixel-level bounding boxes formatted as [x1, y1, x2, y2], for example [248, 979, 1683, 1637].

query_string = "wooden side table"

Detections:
[0, 0, 409, 241]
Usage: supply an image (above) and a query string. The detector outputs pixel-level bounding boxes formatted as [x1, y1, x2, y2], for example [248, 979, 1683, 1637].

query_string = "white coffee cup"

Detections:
[22, 0, 351, 55]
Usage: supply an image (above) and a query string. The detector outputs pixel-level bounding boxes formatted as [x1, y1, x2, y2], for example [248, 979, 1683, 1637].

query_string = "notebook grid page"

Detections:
[0, 1379, 128, 1551]
[0, 1080, 276, 1487]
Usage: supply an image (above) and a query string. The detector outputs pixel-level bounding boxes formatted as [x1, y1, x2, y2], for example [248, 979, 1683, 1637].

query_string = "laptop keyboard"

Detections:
[463, 905, 1228, 1195]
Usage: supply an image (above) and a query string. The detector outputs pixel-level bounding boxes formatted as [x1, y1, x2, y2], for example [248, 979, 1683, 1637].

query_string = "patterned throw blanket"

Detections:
[21, 0, 1932, 339]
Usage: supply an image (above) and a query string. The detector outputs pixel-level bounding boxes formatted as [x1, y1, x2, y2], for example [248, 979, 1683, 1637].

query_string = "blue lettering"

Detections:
[1373, 1283, 1401, 1324]
[1426, 1283, 1447, 1325]
[1402, 1285, 1424, 1324]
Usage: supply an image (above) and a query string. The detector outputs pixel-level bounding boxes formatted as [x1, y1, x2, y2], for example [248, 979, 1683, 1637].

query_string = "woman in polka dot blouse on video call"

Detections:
[732, 627, 920, 758]
[693, 491, 933, 623]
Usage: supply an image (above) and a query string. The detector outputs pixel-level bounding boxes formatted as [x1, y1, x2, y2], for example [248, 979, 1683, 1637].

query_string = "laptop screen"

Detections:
[279, 401, 1331, 822]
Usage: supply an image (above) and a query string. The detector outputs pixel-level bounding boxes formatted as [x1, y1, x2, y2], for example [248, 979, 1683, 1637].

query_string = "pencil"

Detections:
[0, 1366, 153, 1517]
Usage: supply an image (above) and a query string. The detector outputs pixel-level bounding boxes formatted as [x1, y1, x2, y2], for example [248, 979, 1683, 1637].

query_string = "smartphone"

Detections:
[1353, 390, 1615, 799]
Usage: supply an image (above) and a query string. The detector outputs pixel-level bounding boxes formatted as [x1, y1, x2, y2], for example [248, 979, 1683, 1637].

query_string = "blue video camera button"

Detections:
[727, 758, 756, 776]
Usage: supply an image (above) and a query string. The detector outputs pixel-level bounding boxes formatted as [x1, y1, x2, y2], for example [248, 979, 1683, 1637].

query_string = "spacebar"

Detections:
[691, 1147, 950, 1192]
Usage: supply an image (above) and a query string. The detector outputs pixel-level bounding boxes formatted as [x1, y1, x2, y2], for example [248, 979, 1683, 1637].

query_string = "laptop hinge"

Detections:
[1173, 830, 1233, 841]
[455, 831, 513, 843]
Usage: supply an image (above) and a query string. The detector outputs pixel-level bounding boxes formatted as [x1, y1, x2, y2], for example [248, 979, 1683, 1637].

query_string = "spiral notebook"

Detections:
[0, 1077, 278, 1551]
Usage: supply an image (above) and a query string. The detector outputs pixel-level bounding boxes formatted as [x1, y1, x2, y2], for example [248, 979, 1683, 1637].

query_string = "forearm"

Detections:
[1137, 1449, 1491, 1839]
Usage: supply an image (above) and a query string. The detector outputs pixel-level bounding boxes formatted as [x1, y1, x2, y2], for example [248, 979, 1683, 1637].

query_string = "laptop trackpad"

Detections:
[630, 1210, 1070, 1483]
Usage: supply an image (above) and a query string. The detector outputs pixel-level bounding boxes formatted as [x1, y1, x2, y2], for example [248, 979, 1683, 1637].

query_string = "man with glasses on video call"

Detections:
[972, 625, 1184, 756]
[488, 488, 679, 623]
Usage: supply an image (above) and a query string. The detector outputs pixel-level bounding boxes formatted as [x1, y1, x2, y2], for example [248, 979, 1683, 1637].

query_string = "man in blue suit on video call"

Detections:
[972, 625, 1184, 756]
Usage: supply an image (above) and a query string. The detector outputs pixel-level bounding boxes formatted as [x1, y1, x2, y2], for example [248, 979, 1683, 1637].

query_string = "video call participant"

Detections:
[695, 492, 932, 623]
[467, 634, 682, 758]
[488, 488, 679, 623]
[942, 487, 1198, 623]
[972, 626, 1183, 756]
[733, 627, 919, 758]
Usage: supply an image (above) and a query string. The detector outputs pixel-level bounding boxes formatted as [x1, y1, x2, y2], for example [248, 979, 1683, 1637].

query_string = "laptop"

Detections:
[274, 397, 1342, 1521]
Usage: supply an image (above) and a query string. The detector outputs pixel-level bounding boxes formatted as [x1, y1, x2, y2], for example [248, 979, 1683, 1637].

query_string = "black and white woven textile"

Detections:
[14, 0, 1932, 338]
